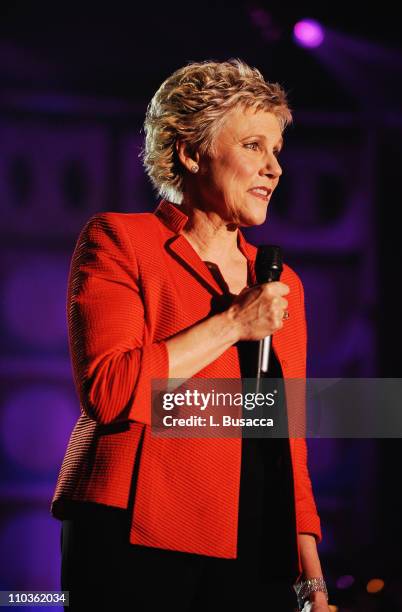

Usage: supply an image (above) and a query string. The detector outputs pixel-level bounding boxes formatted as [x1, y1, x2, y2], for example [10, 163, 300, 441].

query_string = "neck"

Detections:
[180, 198, 240, 262]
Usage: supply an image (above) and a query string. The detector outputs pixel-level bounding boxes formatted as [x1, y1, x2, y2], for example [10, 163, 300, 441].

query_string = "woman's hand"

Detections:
[165, 281, 289, 380]
[297, 534, 330, 612]
[309, 603, 330, 611]
[299, 595, 330, 611]
[227, 281, 289, 342]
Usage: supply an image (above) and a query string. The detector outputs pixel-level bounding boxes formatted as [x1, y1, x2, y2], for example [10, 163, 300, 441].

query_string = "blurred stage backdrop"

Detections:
[1, 3, 402, 610]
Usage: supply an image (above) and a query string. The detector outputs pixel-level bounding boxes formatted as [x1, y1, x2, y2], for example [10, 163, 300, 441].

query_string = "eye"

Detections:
[244, 142, 260, 151]
[273, 149, 282, 159]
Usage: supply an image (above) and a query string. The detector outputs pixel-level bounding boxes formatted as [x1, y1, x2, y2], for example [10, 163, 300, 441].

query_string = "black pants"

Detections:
[61, 501, 298, 611]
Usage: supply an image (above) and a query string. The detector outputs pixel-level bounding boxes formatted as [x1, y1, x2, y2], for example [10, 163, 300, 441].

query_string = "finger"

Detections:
[269, 304, 285, 330]
[266, 296, 287, 313]
[273, 281, 290, 295]
[262, 282, 290, 296]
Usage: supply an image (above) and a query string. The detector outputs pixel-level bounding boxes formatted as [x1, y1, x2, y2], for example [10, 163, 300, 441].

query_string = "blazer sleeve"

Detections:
[292, 275, 322, 543]
[67, 213, 169, 426]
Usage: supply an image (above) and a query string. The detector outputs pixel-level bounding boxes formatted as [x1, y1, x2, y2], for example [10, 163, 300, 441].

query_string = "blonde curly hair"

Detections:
[141, 58, 292, 204]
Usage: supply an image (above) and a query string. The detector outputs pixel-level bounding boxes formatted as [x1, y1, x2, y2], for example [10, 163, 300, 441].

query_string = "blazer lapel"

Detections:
[154, 198, 258, 295]
[167, 234, 225, 296]
[237, 230, 257, 286]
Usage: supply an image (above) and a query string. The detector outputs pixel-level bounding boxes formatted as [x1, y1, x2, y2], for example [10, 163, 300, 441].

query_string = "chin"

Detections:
[243, 209, 268, 227]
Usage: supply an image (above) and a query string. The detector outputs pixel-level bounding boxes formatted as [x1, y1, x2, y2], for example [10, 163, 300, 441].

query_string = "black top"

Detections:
[205, 262, 300, 582]
[236, 341, 299, 582]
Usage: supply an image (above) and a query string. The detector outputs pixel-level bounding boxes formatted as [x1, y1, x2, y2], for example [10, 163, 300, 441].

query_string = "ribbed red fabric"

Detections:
[51, 199, 321, 577]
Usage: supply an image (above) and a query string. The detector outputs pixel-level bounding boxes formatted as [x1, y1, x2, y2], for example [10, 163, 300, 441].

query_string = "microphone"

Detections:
[255, 245, 283, 381]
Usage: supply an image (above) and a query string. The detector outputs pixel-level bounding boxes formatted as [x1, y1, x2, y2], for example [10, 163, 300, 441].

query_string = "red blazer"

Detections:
[51, 199, 321, 578]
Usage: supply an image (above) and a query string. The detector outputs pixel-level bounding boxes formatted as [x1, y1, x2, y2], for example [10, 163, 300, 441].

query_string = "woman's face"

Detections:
[193, 106, 283, 227]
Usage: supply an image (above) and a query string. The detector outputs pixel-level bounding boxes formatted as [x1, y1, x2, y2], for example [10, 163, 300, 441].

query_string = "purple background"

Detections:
[1, 4, 401, 610]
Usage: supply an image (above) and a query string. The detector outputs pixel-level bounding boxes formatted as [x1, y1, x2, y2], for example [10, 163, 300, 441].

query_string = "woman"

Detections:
[52, 59, 329, 611]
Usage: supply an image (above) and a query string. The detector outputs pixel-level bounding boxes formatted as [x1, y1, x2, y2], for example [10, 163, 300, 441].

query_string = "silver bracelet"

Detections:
[294, 577, 328, 609]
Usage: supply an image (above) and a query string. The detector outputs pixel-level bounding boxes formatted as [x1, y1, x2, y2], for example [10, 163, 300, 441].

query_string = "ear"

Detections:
[175, 140, 200, 172]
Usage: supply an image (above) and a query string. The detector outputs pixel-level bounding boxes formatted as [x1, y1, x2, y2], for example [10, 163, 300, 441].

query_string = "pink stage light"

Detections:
[293, 19, 324, 48]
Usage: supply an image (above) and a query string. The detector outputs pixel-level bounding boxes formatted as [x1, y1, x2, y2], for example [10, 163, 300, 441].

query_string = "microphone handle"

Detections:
[258, 335, 271, 374]
[256, 335, 271, 395]
[256, 275, 277, 391]
[255, 245, 283, 390]
[257, 275, 275, 385]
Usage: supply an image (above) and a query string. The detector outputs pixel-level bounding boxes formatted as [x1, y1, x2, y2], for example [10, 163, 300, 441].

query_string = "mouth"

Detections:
[247, 187, 272, 202]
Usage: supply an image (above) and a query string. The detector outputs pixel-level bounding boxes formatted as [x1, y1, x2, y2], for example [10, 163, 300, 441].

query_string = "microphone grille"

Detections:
[255, 245, 283, 283]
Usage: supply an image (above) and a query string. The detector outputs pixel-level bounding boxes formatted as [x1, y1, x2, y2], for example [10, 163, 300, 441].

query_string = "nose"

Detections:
[260, 153, 282, 180]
